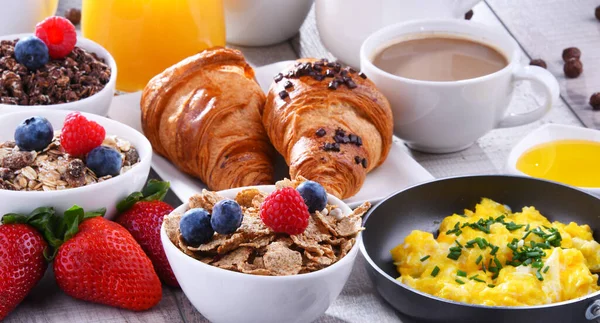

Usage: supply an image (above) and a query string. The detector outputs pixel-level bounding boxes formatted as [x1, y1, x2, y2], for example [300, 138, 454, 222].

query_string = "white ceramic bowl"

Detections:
[161, 185, 360, 323]
[506, 123, 600, 196]
[0, 109, 151, 218]
[0, 33, 117, 116]
[224, 0, 313, 46]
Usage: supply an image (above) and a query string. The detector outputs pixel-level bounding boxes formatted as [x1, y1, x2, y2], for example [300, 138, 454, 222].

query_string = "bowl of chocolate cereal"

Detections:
[0, 17, 116, 116]
[161, 177, 370, 323]
[0, 109, 151, 219]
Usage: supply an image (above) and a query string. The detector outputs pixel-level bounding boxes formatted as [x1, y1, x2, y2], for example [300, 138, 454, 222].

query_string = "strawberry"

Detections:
[116, 180, 178, 287]
[0, 220, 47, 320]
[53, 206, 162, 311]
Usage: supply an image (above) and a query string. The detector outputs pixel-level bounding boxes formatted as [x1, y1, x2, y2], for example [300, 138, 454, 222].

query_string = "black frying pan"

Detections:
[360, 175, 600, 323]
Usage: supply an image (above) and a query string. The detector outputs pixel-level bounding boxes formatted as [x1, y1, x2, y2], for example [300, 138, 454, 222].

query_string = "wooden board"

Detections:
[487, 0, 600, 129]
[5, 1, 592, 322]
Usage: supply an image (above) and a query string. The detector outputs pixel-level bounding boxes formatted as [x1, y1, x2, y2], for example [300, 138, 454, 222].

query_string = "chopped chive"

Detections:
[536, 270, 544, 281]
[532, 261, 543, 268]
[457, 214, 466, 217]
[431, 266, 440, 277]
[522, 231, 532, 240]
[525, 224, 530, 231]
[505, 222, 525, 231]
[526, 251, 541, 257]
[494, 257, 503, 269]
[449, 246, 462, 252]
[482, 264, 487, 273]
[457, 270, 467, 277]
[447, 252, 461, 260]
[488, 284, 496, 288]
[455, 279, 465, 284]
[476, 238, 486, 249]
[490, 246, 499, 256]
[543, 266, 549, 273]
[488, 266, 499, 273]
[420, 255, 430, 262]
[455, 240, 464, 248]
[523, 258, 533, 265]
[475, 255, 483, 265]
[536, 242, 551, 249]
[469, 274, 479, 280]
[473, 277, 486, 283]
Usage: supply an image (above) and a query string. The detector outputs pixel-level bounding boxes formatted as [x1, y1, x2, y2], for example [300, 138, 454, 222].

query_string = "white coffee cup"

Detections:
[360, 20, 559, 153]
[316, 0, 480, 68]
[0, 0, 58, 36]
[224, 0, 313, 46]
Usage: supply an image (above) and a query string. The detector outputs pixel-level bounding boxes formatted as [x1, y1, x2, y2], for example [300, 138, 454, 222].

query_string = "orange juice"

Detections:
[81, 0, 225, 92]
[516, 140, 600, 187]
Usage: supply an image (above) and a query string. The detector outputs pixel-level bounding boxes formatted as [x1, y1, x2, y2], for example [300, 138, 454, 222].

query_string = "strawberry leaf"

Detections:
[60, 205, 85, 242]
[84, 208, 106, 220]
[60, 206, 105, 242]
[2, 213, 30, 224]
[117, 192, 144, 213]
[116, 180, 171, 213]
[141, 180, 170, 202]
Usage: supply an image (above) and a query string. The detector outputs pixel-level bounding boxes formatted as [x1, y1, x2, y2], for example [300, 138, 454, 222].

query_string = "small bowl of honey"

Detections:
[506, 123, 600, 196]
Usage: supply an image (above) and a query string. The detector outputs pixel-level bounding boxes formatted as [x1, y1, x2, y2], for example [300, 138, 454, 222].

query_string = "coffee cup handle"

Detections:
[497, 65, 559, 128]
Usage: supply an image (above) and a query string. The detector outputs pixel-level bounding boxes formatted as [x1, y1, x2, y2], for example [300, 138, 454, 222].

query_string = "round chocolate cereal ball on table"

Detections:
[563, 58, 583, 78]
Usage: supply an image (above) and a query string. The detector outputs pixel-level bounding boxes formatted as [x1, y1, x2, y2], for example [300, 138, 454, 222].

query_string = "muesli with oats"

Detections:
[0, 134, 139, 192]
[164, 177, 369, 276]
[0, 113, 140, 192]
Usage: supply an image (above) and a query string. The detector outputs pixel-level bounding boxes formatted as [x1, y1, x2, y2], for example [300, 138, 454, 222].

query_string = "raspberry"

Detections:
[35, 16, 77, 59]
[60, 112, 106, 157]
[260, 187, 310, 235]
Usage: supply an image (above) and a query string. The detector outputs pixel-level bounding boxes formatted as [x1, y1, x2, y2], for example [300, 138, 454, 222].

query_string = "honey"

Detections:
[516, 140, 600, 187]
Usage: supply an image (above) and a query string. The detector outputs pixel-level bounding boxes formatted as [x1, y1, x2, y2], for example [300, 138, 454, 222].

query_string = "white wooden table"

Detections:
[6, 1, 598, 322]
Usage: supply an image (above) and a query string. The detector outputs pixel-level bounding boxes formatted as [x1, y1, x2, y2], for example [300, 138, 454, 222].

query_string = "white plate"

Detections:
[108, 61, 434, 207]
[505, 123, 600, 196]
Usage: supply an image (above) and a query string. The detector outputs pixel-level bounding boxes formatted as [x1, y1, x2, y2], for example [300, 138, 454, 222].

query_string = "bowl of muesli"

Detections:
[0, 19, 116, 116]
[161, 177, 370, 323]
[0, 109, 151, 218]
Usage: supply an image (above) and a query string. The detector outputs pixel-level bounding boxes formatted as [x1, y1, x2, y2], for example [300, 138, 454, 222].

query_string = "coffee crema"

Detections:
[372, 35, 508, 82]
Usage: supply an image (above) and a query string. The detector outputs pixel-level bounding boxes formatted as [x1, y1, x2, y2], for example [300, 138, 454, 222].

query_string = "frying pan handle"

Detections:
[587, 300, 600, 322]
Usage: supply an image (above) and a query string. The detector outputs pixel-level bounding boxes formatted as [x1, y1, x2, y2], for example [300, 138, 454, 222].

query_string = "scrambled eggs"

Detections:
[390, 198, 600, 306]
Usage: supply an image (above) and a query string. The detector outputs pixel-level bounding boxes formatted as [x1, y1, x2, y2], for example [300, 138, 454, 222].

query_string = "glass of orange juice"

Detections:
[81, 0, 226, 92]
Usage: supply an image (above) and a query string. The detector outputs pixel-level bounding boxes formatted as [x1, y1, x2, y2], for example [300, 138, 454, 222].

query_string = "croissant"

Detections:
[141, 48, 274, 191]
[261, 59, 393, 199]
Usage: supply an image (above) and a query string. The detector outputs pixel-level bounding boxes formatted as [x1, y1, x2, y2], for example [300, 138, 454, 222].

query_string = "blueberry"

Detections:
[211, 199, 243, 234]
[86, 146, 122, 177]
[180, 208, 214, 245]
[14, 116, 54, 151]
[296, 180, 328, 213]
[14, 36, 49, 70]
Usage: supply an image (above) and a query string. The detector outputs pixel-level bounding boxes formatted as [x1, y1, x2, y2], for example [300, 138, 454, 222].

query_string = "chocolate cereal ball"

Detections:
[529, 59, 547, 69]
[562, 47, 581, 62]
[590, 92, 600, 110]
[564, 58, 583, 78]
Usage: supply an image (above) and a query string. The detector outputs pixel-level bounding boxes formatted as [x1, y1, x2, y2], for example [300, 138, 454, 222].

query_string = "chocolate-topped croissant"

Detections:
[261, 59, 393, 199]
[141, 48, 274, 190]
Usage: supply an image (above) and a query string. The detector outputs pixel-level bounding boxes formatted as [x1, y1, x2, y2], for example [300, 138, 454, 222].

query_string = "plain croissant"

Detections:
[261, 59, 393, 199]
[141, 48, 274, 190]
